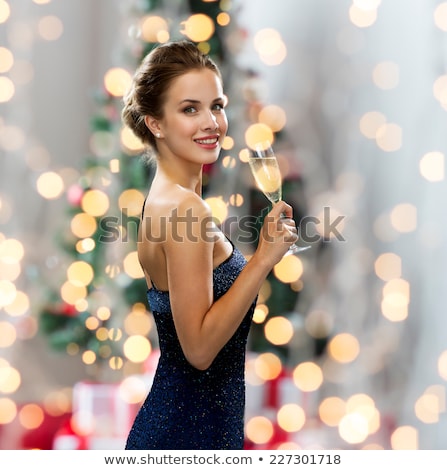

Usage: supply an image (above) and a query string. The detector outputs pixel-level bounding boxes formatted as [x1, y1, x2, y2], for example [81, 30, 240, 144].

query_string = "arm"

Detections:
[165, 195, 297, 370]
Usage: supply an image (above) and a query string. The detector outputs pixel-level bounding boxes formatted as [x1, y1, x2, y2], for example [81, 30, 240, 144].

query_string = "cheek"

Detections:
[170, 117, 198, 135]
[219, 114, 229, 133]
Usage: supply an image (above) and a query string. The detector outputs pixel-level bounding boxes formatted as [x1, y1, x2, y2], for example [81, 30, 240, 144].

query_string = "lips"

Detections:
[194, 136, 219, 145]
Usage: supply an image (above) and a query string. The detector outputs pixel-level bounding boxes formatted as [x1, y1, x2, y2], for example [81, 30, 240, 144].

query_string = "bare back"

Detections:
[138, 181, 233, 292]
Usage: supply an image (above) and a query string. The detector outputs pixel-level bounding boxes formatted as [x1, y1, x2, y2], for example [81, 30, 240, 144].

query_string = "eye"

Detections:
[183, 106, 197, 114]
[212, 102, 225, 112]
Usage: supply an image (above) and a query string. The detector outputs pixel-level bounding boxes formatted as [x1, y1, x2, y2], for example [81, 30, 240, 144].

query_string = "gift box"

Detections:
[53, 381, 139, 450]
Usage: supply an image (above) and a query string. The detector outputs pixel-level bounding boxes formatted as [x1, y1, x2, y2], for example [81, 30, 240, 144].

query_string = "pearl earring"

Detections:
[155, 132, 161, 138]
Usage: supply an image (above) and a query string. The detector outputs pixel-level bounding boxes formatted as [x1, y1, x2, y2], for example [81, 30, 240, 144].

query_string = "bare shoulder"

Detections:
[145, 184, 210, 216]
[174, 187, 211, 215]
[165, 188, 214, 246]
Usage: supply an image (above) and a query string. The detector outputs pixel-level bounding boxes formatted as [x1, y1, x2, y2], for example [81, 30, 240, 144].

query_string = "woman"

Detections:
[123, 40, 298, 450]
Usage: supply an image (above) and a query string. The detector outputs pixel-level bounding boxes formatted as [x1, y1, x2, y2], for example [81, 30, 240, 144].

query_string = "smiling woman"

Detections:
[121, 40, 299, 450]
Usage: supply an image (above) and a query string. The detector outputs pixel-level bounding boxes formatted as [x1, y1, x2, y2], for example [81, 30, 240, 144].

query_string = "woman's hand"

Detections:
[255, 200, 299, 268]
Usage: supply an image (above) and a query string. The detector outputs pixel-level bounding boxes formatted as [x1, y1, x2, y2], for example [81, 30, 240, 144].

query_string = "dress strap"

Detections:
[141, 196, 147, 220]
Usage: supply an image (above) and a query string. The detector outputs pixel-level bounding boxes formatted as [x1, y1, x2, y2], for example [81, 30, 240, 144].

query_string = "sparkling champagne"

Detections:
[248, 142, 311, 255]
[248, 156, 282, 203]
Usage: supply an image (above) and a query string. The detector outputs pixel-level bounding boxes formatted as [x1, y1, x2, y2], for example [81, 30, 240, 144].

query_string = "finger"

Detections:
[284, 226, 298, 240]
[280, 217, 296, 228]
[279, 218, 297, 234]
[278, 218, 297, 238]
[270, 200, 293, 219]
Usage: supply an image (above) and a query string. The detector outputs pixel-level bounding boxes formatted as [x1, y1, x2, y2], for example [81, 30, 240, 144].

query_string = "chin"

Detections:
[201, 150, 221, 165]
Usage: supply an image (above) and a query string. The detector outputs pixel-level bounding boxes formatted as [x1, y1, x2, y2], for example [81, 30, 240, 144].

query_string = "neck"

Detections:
[156, 157, 203, 195]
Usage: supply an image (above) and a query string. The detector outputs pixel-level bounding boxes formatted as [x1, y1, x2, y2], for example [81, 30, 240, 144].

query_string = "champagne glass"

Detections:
[248, 142, 310, 255]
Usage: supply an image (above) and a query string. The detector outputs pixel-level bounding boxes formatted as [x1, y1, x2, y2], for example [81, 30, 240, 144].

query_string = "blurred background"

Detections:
[1, 0, 447, 450]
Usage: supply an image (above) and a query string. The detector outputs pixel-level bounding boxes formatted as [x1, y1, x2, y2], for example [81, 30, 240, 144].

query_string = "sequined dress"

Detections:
[125, 245, 255, 450]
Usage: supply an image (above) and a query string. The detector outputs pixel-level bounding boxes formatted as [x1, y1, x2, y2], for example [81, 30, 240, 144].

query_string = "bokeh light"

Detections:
[375, 123, 402, 152]
[120, 127, 144, 153]
[372, 61, 399, 90]
[118, 376, 149, 405]
[181, 14, 215, 42]
[245, 123, 274, 149]
[36, 172, 64, 199]
[0, 280, 16, 308]
[123, 251, 144, 279]
[82, 350, 96, 365]
[0, 398, 17, 425]
[60, 281, 87, 305]
[374, 252, 402, 281]
[349, 4, 378, 27]
[419, 151, 444, 182]
[104, 67, 132, 98]
[67, 261, 94, 287]
[71, 213, 97, 239]
[258, 105, 287, 132]
[391, 426, 418, 450]
[273, 256, 304, 282]
[0, 0, 11, 24]
[253, 303, 269, 324]
[19, 404, 45, 430]
[292, 361, 323, 392]
[81, 189, 109, 217]
[319, 396, 346, 427]
[140, 15, 169, 43]
[4, 291, 30, 317]
[124, 305, 152, 337]
[37, 15, 63, 41]
[119, 189, 145, 217]
[338, 412, 369, 444]
[0, 47, 13, 73]
[433, 75, 447, 109]
[123, 335, 151, 363]
[414, 391, 440, 424]
[222, 155, 237, 169]
[381, 278, 410, 322]
[0, 321, 17, 348]
[390, 203, 417, 233]
[254, 352, 282, 381]
[346, 394, 380, 435]
[264, 316, 294, 346]
[434, 3, 447, 31]
[437, 350, 447, 380]
[217, 12, 231, 27]
[359, 111, 387, 139]
[43, 389, 72, 417]
[328, 333, 360, 363]
[0, 363, 21, 393]
[204, 196, 228, 224]
[277, 403, 306, 432]
[0, 238, 24, 262]
[245, 416, 274, 444]
[253, 28, 287, 65]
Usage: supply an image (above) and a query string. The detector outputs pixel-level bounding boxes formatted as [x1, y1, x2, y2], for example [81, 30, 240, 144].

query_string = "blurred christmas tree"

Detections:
[38, 0, 236, 365]
[38, 0, 308, 375]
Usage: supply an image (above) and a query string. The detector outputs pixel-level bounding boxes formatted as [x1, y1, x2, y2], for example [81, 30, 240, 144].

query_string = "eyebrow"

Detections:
[178, 97, 225, 105]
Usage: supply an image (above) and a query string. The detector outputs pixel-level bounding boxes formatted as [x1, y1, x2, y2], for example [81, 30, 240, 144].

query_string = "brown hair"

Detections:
[122, 40, 222, 159]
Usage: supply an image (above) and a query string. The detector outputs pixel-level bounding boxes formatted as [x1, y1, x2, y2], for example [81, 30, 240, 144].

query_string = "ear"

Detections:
[144, 116, 163, 138]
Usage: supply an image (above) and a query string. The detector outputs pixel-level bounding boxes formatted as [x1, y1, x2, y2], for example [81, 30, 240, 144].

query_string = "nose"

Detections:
[203, 110, 219, 131]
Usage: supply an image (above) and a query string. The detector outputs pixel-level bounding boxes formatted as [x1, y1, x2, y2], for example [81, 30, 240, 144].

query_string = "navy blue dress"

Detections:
[125, 246, 255, 450]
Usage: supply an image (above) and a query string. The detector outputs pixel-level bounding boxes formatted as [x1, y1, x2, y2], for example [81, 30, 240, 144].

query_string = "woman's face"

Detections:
[156, 69, 228, 166]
